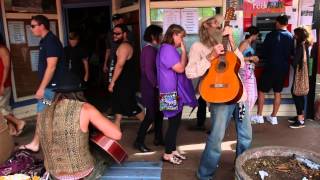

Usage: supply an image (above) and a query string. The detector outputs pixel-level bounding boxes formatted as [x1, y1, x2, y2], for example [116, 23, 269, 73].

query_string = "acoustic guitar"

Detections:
[90, 131, 128, 164]
[199, 7, 243, 103]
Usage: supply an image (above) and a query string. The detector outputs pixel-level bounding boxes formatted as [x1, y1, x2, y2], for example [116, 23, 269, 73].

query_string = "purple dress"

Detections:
[140, 44, 158, 108]
[156, 44, 197, 118]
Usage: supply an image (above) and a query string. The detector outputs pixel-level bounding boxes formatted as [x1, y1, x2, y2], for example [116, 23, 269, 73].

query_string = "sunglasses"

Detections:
[113, 32, 122, 36]
[30, 24, 40, 29]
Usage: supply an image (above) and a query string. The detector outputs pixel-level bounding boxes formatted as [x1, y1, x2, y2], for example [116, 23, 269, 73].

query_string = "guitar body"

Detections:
[199, 51, 243, 103]
[90, 132, 128, 164]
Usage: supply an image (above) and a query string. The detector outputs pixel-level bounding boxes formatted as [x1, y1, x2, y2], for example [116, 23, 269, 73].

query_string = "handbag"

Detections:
[159, 91, 178, 111]
[293, 59, 309, 96]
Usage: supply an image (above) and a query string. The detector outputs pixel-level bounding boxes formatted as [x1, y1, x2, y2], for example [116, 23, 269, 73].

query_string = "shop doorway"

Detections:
[64, 4, 111, 112]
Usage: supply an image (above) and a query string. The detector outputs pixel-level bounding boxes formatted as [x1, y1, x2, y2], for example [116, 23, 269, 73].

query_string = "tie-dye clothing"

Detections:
[239, 46, 257, 114]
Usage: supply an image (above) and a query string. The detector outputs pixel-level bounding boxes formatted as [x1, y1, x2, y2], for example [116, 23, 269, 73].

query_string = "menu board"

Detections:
[30, 50, 39, 71]
[163, 9, 181, 33]
[181, 8, 199, 34]
[8, 21, 26, 44]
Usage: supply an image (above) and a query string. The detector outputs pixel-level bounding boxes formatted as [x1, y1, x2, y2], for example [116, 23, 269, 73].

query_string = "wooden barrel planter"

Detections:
[235, 146, 320, 180]
[0, 118, 14, 165]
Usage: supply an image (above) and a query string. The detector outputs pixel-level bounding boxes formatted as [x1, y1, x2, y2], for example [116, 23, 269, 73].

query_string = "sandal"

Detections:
[173, 153, 187, 160]
[162, 156, 182, 165]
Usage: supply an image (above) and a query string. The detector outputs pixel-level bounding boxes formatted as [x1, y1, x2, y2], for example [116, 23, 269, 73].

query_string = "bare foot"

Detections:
[162, 154, 182, 165]
[18, 143, 39, 152]
[172, 151, 187, 160]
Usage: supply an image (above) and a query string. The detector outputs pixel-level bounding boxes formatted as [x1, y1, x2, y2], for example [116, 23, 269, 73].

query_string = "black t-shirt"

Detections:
[64, 45, 88, 79]
[38, 31, 64, 88]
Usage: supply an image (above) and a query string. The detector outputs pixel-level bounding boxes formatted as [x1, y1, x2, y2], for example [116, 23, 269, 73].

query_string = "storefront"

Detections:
[0, 0, 318, 118]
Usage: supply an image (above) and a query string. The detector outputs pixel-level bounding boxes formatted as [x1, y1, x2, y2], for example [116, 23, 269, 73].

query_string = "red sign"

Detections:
[243, 0, 292, 30]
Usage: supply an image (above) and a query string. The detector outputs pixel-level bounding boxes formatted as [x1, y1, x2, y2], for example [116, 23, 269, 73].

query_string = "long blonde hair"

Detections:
[199, 15, 223, 48]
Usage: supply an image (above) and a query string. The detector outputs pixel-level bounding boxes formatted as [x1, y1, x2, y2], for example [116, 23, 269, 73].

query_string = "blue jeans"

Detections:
[197, 103, 252, 180]
[36, 88, 55, 113]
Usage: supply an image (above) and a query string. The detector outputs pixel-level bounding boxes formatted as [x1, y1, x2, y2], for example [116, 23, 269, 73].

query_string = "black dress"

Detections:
[110, 42, 142, 116]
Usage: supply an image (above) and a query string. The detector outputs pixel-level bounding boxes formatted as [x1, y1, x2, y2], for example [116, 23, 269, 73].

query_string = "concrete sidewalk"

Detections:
[14, 116, 320, 180]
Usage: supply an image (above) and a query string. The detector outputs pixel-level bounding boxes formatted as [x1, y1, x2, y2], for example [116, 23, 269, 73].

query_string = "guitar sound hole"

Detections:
[217, 61, 226, 71]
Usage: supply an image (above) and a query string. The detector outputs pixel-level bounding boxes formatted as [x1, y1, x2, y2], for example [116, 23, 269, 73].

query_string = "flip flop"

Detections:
[162, 156, 182, 165]
[173, 153, 187, 160]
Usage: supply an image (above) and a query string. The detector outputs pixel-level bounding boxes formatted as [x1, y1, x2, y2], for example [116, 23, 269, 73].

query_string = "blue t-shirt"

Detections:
[262, 29, 294, 72]
[38, 31, 64, 88]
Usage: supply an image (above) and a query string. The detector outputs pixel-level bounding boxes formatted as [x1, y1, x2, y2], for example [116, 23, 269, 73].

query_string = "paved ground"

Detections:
[14, 115, 320, 180]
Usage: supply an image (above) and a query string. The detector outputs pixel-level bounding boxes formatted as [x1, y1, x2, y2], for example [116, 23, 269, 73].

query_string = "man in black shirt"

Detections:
[64, 32, 89, 82]
[20, 15, 64, 152]
[103, 14, 135, 75]
[253, 15, 294, 125]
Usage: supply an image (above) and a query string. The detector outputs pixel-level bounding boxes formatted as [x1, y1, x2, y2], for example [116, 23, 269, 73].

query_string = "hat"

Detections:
[53, 70, 85, 93]
[112, 13, 124, 21]
[200, 15, 224, 27]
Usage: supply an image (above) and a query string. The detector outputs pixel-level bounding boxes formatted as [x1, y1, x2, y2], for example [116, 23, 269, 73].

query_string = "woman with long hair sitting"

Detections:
[38, 71, 121, 179]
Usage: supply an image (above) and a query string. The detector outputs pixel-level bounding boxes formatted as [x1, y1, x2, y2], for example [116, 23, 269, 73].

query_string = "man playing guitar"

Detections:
[186, 15, 252, 180]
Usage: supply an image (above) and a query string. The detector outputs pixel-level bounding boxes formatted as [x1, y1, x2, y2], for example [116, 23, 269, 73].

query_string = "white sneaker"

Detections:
[249, 115, 257, 124]
[251, 115, 264, 124]
[266, 116, 278, 125]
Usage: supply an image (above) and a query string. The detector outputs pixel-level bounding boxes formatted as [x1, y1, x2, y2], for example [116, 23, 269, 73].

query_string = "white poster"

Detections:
[163, 9, 181, 33]
[181, 8, 199, 34]
[26, 25, 41, 47]
[285, 6, 298, 28]
[8, 21, 26, 44]
[300, 6, 314, 25]
[50, 21, 57, 36]
[30, 50, 39, 71]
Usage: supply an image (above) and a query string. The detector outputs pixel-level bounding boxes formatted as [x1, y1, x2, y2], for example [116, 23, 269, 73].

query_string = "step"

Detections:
[101, 161, 162, 180]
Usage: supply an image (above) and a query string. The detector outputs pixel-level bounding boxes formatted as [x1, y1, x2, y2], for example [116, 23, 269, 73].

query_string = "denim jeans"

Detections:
[197, 103, 252, 180]
[36, 88, 55, 113]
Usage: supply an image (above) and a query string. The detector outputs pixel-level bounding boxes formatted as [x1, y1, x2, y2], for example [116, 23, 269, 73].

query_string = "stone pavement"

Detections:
[14, 116, 320, 180]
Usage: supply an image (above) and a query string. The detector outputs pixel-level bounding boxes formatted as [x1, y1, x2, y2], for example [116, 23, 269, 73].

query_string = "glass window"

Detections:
[119, 0, 139, 8]
[150, 7, 219, 51]
[5, 0, 56, 13]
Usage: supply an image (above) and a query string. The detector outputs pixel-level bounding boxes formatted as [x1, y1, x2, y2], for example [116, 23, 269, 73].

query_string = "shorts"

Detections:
[258, 70, 286, 93]
[111, 84, 142, 116]
[36, 88, 55, 113]
[0, 87, 12, 116]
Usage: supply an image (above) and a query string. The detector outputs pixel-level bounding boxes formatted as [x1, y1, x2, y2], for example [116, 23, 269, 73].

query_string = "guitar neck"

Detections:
[222, 20, 231, 54]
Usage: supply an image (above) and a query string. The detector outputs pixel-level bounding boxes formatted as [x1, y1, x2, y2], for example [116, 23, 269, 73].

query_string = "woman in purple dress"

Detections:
[157, 24, 197, 165]
[134, 25, 164, 153]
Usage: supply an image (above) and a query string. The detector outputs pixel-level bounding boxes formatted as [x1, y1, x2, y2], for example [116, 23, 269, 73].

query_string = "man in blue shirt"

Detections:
[20, 15, 63, 152]
[252, 15, 294, 125]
